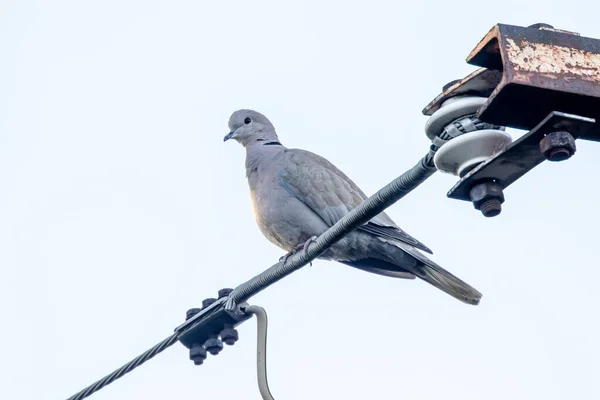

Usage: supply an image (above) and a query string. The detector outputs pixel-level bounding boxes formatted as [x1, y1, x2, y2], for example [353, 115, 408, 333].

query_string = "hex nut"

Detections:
[201, 298, 217, 309]
[469, 182, 505, 218]
[540, 131, 576, 162]
[218, 288, 233, 299]
[189, 344, 207, 365]
[220, 328, 239, 346]
[528, 23, 554, 29]
[204, 338, 224, 355]
[186, 308, 201, 321]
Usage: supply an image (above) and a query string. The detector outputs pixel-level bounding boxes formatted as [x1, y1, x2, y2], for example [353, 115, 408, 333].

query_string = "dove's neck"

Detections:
[245, 141, 285, 182]
[238, 127, 280, 147]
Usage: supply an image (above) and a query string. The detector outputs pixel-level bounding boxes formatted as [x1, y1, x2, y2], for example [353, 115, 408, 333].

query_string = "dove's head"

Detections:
[224, 109, 280, 147]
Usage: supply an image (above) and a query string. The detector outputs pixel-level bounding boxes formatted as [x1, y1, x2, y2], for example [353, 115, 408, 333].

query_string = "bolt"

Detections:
[220, 327, 239, 346]
[218, 288, 233, 299]
[202, 298, 217, 309]
[186, 308, 202, 321]
[442, 79, 461, 92]
[547, 147, 571, 161]
[540, 131, 576, 162]
[469, 181, 505, 218]
[204, 335, 224, 355]
[189, 344, 207, 365]
[528, 23, 554, 30]
[479, 199, 502, 218]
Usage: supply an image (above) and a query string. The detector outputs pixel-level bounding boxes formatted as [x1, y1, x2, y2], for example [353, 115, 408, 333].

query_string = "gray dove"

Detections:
[224, 109, 482, 305]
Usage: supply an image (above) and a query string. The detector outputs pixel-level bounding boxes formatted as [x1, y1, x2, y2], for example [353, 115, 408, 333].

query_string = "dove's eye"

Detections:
[244, 117, 252, 124]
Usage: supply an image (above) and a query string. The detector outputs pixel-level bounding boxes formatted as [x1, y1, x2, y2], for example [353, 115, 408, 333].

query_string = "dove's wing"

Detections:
[279, 149, 432, 254]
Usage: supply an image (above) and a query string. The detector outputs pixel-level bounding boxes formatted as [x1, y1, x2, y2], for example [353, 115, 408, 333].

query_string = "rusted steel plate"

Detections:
[422, 68, 502, 116]
[467, 24, 600, 136]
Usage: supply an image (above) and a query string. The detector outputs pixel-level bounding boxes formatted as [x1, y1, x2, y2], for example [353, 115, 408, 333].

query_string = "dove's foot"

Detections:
[279, 236, 318, 267]
[279, 251, 294, 265]
[300, 236, 318, 253]
[297, 236, 318, 266]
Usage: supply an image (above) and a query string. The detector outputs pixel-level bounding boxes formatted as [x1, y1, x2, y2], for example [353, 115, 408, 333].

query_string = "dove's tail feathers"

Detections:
[411, 262, 482, 305]
[339, 259, 417, 280]
[384, 241, 482, 305]
[342, 257, 482, 305]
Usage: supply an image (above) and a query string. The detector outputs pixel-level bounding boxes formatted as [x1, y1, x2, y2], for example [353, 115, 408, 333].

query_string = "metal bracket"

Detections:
[424, 24, 600, 134]
[422, 68, 501, 117]
[447, 111, 595, 203]
[175, 296, 251, 350]
[466, 24, 600, 133]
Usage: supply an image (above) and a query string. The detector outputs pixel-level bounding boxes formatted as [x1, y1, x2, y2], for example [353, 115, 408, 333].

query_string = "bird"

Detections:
[224, 109, 482, 305]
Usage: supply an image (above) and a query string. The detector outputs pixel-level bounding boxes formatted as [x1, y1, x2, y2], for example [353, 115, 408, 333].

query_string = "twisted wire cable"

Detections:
[66, 334, 180, 400]
[65, 152, 437, 400]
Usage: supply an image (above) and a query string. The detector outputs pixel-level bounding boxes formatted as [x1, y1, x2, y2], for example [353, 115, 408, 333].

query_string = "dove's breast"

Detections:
[247, 163, 328, 252]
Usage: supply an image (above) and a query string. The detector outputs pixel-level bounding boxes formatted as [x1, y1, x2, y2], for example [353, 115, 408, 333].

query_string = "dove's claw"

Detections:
[302, 236, 318, 253]
[279, 252, 293, 265]
[300, 236, 318, 266]
[280, 236, 318, 266]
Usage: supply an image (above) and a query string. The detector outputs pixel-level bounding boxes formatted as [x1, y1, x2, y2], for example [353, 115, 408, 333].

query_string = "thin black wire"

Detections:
[65, 334, 179, 400]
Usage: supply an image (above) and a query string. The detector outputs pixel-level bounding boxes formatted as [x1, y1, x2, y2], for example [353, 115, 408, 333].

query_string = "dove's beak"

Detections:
[223, 131, 234, 142]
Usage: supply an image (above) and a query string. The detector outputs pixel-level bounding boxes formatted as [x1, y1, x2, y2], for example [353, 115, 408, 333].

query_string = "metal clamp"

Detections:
[176, 288, 251, 365]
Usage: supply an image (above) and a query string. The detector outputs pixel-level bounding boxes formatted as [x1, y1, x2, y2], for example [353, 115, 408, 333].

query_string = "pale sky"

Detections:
[2, 1, 600, 399]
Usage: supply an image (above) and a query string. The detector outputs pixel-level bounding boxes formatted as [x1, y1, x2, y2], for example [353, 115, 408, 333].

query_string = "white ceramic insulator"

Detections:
[425, 95, 513, 177]
[425, 97, 490, 140]
[433, 129, 513, 177]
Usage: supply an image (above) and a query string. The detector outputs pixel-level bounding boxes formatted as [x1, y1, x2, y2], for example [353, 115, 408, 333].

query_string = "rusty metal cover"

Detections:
[422, 68, 502, 116]
[467, 24, 600, 134]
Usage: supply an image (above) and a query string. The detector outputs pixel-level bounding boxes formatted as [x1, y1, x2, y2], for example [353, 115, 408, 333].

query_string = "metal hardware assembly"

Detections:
[423, 23, 600, 217]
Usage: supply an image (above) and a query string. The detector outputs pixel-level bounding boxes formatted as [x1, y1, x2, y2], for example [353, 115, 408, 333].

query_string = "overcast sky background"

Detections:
[2, 1, 600, 399]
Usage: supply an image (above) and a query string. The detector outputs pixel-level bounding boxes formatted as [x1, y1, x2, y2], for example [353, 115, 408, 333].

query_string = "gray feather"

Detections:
[339, 259, 416, 279]
[280, 148, 433, 253]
